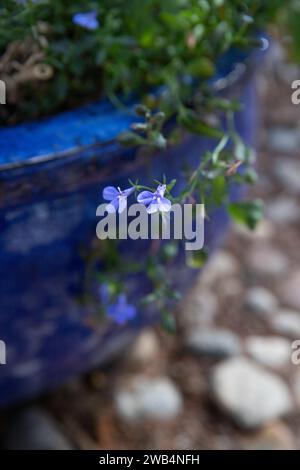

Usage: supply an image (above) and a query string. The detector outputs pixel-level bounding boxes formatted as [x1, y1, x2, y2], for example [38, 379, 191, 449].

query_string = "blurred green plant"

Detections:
[0, 0, 292, 124]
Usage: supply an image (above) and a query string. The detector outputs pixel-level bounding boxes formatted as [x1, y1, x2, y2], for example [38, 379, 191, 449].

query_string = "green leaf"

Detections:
[244, 168, 258, 184]
[207, 97, 241, 112]
[235, 140, 256, 164]
[150, 111, 165, 131]
[149, 130, 167, 150]
[161, 241, 178, 261]
[187, 57, 215, 78]
[228, 199, 264, 230]
[134, 104, 150, 117]
[186, 249, 208, 269]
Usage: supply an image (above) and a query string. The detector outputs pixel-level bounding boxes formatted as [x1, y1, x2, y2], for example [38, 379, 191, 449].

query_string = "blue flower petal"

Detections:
[122, 187, 135, 197]
[146, 201, 159, 214]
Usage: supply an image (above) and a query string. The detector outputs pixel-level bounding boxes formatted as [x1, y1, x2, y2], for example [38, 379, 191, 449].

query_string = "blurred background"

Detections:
[1, 40, 300, 450]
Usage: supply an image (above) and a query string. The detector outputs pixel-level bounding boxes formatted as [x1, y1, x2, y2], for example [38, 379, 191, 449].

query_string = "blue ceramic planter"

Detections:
[0, 44, 265, 407]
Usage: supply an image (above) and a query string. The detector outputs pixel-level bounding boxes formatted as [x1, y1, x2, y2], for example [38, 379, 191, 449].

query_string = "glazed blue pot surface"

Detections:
[0, 44, 264, 406]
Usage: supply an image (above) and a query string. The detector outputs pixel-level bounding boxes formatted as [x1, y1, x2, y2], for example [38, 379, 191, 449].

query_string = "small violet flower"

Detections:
[137, 184, 171, 214]
[103, 186, 134, 214]
[107, 294, 137, 325]
[72, 11, 99, 30]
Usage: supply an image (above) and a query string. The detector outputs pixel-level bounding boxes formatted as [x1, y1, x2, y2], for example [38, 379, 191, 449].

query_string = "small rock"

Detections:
[246, 245, 289, 277]
[245, 287, 278, 316]
[186, 329, 241, 358]
[4, 406, 73, 450]
[245, 336, 291, 369]
[279, 271, 300, 310]
[211, 357, 293, 429]
[234, 219, 274, 241]
[292, 372, 300, 409]
[275, 158, 300, 194]
[115, 376, 183, 422]
[241, 422, 296, 450]
[269, 128, 300, 153]
[201, 251, 239, 283]
[266, 197, 299, 225]
[128, 330, 160, 365]
[272, 310, 300, 337]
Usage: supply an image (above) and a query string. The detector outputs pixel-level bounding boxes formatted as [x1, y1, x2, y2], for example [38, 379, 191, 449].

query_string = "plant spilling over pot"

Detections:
[0, 1, 297, 330]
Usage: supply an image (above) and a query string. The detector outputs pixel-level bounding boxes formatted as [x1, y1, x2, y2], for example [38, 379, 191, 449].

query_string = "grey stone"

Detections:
[275, 158, 300, 194]
[279, 270, 300, 310]
[269, 129, 300, 153]
[186, 329, 241, 358]
[272, 310, 300, 337]
[245, 336, 291, 369]
[211, 357, 293, 429]
[246, 245, 289, 277]
[245, 287, 278, 316]
[266, 196, 299, 225]
[4, 406, 73, 450]
[115, 376, 183, 422]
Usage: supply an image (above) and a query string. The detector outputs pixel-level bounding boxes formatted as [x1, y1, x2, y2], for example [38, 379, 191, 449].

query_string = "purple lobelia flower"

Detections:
[137, 184, 171, 214]
[72, 11, 99, 30]
[98, 284, 137, 325]
[103, 186, 134, 213]
[107, 293, 137, 325]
